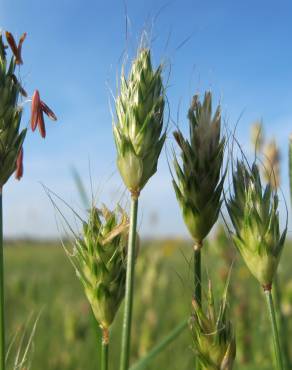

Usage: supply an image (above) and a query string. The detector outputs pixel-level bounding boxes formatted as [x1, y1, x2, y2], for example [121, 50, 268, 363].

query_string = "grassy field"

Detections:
[3, 234, 292, 370]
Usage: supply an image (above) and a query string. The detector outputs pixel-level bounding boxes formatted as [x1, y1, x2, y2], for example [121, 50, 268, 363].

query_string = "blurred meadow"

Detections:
[4, 233, 292, 370]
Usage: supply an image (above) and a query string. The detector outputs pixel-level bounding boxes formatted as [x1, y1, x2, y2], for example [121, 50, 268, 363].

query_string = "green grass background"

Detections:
[3, 236, 292, 370]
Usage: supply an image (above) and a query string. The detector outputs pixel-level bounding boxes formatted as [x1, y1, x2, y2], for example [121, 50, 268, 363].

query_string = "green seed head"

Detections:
[190, 281, 236, 370]
[113, 48, 166, 196]
[227, 161, 286, 288]
[73, 205, 135, 329]
[172, 92, 225, 244]
[0, 33, 26, 187]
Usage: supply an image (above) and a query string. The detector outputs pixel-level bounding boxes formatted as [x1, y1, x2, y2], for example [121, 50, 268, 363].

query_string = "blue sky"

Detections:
[1, 0, 292, 238]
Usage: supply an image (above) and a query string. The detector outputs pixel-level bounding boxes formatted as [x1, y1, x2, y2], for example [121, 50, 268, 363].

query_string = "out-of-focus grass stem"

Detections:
[265, 288, 284, 370]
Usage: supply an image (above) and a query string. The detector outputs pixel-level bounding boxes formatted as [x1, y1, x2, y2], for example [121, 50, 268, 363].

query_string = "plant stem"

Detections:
[130, 318, 188, 370]
[274, 277, 291, 369]
[101, 328, 109, 370]
[120, 196, 139, 370]
[194, 241, 202, 370]
[264, 288, 284, 370]
[0, 191, 4, 370]
[194, 245, 201, 306]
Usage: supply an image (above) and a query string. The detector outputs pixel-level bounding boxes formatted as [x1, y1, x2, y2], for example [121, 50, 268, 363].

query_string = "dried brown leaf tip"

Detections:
[15, 147, 24, 180]
[31, 90, 57, 139]
[5, 31, 27, 65]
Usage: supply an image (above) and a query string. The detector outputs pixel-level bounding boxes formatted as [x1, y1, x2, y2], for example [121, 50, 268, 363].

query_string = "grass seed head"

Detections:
[227, 161, 286, 288]
[113, 48, 166, 196]
[73, 204, 135, 330]
[262, 139, 280, 189]
[190, 280, 236, 369]
[0, 32, 27, 187]
[250, 121, 264, 154]
[172, 92, 225, 245]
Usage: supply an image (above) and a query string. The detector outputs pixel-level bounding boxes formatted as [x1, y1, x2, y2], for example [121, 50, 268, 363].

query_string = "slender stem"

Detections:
[273, 277, 291, 369]
[193, 246, 201, 306]
[0, 191, 4, 370]
[264, 289, 284, 370]
[130, 318, 188, 370]
[120, 196, 139, 370]
[194, 241, 202, 370]
[101, 328, 109, 370]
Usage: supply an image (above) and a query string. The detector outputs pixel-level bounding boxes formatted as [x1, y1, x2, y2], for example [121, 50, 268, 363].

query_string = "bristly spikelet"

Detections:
[0, 33, 26, 187]
[227, 161, 286, 288]
[72, 205, 135, 330]
[113, 48, 166, 197]
[190, 281, 236, 369]
[172, 92, 225, 245]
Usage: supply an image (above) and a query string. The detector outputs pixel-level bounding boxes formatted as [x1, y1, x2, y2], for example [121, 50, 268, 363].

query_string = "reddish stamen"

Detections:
[5, 31, 26, 65]
[15, 147, 23, 180]
[31, 90, 41, 131]
[37, 111, 46, 138]
[16, 32, 26, 65]
[5, 32, 18, 59]
[40, 101, 57, 121]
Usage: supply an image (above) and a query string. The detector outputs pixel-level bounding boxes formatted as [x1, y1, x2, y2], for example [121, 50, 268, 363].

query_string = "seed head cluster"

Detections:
[73, 205, 135, 330]
[113, 48, 166, 196]
[227, 162, 286, 288]
[0, 33, 27, 187]
[190, 281, 236, 370]
[172, 92, 225, 245]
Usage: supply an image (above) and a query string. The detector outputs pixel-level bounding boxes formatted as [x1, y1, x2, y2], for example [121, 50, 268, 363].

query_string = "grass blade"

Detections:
[130, 318, 188, 370]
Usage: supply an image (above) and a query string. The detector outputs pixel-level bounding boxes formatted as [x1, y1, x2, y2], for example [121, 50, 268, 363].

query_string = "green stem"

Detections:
[130, 319, 188, 370]
[194, 245, 202, 306]
[101, 328, 109, 370]
[264, 289, 284, 370]
[194, 242, 202, 370]
[0, 191, 4, 370]
[120, 196, 139, 370]
[274, 277, 291, 369]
